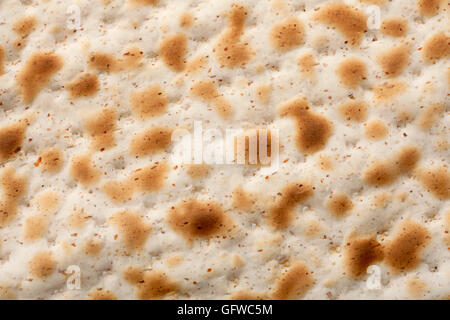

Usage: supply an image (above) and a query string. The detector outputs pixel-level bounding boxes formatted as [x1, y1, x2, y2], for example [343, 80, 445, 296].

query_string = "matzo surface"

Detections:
[0, 0, 449, 300]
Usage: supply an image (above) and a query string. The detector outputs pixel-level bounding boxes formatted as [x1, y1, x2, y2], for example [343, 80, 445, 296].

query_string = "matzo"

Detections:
[0, 0, 448, 300]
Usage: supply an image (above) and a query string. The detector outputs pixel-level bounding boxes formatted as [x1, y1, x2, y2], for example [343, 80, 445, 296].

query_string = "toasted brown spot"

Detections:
[66, 73, 99, 99]
[12, 16, 37, 37]
[110, 211, 151, 251]
[363, 146, 420, 187]
[314, 2, 367, 46]
[68, 209, 90, 230]
[120, 47, 143, 69]
[417, 103, 445, 130]
[406, 276, 427, 298]
[298, 52, 317, 76]
[326, 193, 353, 217]
[255, 84, 271, 105]
[444, 211, 450, 247]
[167, 199, 231, 239]
[360, 0, 386, 4]
[130, 85, 168, 119]
[88, 288, 116, 300]
[336, 57, 367, 88]
[0, 122, 26, 162]
[24, 215, 47, 242]
[423, 33, 450, 62]
[338, 100, 367, 122]
[0, 167, 27, 227]
[268, 182, 314, 229]
[69, 154, 101, 187]
[39, 147, 63, 173]
[179, 12, 194, 28]
[373, 81, 406, 100]
[215, 5, 251, 68]
[418, 0, 442, 17]
[191, 81, 232, 119]
[88, 52, 117, 72]
[83, 108, 117, 151]
[232, 187, 255, 212]
[232, 291, 268, 300]
[130, 127, 172, 156]
[365, 119, 388, 140]
[129, 0, 158, 5]
[28, 251, 56, 279]
[344, 235, 383, 278]
[380, 18, 408, 38]
[377, 45, 410, 77]
[234, 129, 272, 165]
[272, 262, 314, 299]
[384, 220, 430, 272]
[186, 55, 207, 74]
[186, 164, 210, 179]
[270, 17, 305, 52]
[84, 239, 102, 255]
[17, 52, 63, 103]
[159, 33, 187, 72]
[0, 46, 4, 75]
[279, 98, 333, 154]
[416, 166, 450, 200]
[318, 154, 333, 171]
[130, 162, 169, 193]
[125, 268, 178, 300]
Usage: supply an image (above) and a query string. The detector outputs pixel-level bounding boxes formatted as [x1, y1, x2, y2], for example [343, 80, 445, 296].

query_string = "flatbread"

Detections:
[0, 0, 448, 300]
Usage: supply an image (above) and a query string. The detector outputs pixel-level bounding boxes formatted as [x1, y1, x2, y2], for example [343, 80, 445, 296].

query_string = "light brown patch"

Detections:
[270, 17, 305, 52]
[186, 164, 210, 179]
[267, 182, 314, 229]
[110, 211, 151, 251]
[66, 73, 99, 99]
[344, 235, 384, 278]
[28, 251, 56, 279]
[416, 166, 450, 200]
[232, 291, 268, 300]
[191, 81, 232, 119]
[417, 0, 443, 17]
[278, 97, 333, 154]
[84, 239, 102, 255]
[338, 100, 367, 122]
[377, 45, 410, 77]
[326, 193, 353, 217]
[417, 102, 445, 130]
[186, 55, 207, 74]
[123, 267, 178, 300]
[383, 220, 430, 272]
[179, 12, 194, 28]
[394, 146, 421, 175]
[24, 215, 47, 242]
[272, 262, 315, 299]
[88, 288, 116, 300]
[298, 52, 318, 77]
[364, 119, 388, 140]
[215, 5, 251, 68]
[406, 276, 427, 298]
[380, 18, 408, 38]
[12, 16, 37, 37]
[373, 81, 406, 100]
[129, 0, 158, 5]
[255, 84, 271, 105]
[88, 52, 118, 72]
[0, 46, 4, 75]
[69, 154, 101, 187]
[17, 52, 63, 103]
[130, 127, 172, 156]
[39, 147, 63, 173]
[167, 199, 232, 240]
[0, 122, 26, 162]
[83, 108, 117, 151]
[0, 167, 27, 227]
[336, 57, 367, 88]
[68, 209, 90, 230]
[130, 85, 168, 119]
[314, 2, 367, 46]
[159, 33, 187, 72]
[422, 33, 450, 62]
[232, 187, 255, 212]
